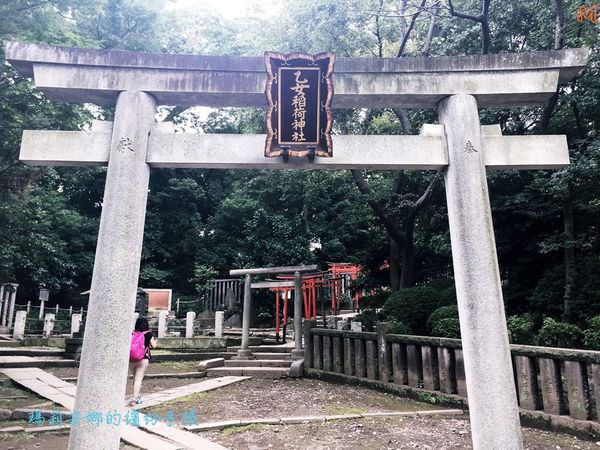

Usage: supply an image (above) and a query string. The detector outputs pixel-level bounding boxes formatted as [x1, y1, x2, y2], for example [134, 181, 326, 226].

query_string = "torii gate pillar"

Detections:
[440, 94, 523, 448]
[68, 91, 156, 450]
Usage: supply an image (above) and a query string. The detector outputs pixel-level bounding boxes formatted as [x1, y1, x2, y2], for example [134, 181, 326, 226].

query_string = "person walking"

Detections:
[128, 317, 157, 406]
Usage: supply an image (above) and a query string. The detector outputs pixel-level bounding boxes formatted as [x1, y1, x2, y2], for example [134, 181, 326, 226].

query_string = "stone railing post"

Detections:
[186, 311, 196, 338]
[377, 322, 390, 382]
[303, 320, 315, 368]
[43, 313, 55, 338]
[158, 311, 168, 338]
[13, 311, 26, 340]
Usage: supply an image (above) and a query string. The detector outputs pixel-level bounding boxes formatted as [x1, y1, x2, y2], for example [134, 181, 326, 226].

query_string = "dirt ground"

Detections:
[147, 377, 440, 419]
[0, 375, 599, 449]
[203, 416, 599, 450]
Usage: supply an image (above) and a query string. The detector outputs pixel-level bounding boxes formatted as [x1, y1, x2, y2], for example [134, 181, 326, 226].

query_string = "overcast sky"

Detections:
[166, 0, 282, 19]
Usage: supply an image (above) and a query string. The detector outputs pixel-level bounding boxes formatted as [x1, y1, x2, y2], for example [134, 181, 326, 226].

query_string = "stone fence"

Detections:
[303, 321, 600, 437]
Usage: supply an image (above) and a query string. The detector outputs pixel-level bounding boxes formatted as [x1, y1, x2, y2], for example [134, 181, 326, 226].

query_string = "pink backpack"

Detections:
[129, 331, 149, 362]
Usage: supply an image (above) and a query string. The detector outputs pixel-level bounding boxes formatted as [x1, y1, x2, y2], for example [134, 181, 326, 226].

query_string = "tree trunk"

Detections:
[390, 239, 402, 291]
[399, 209, 417, 288]
[563, 187, 575, 323]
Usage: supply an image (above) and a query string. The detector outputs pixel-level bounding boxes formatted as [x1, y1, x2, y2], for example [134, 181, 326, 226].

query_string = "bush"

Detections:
[431, 318, 461, 339]
[386, 320, 411, 335]
[507, 314, 536, 345]
[536, 317, 583, 348]
[427, 305, 459, 332]
[359, 289, 391, 309]
[583, 316, 600, 350]
[383, 286, 442, 335]
[354, 308, 380, 332]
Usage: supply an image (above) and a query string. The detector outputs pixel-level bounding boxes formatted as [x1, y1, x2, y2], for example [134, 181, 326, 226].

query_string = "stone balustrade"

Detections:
[304, 321, 600, 435]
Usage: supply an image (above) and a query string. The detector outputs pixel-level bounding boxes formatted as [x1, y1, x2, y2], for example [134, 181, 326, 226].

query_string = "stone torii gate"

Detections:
[5, 41, 588, 450]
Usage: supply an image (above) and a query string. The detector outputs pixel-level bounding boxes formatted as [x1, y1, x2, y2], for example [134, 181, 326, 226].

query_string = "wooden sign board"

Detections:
[264, 52, 335, 159]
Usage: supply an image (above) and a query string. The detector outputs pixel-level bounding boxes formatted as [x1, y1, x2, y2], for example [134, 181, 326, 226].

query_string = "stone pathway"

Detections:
[185, 409, 465, 431]
[0, 367, 247, 449]
[133, 375, 251, 410]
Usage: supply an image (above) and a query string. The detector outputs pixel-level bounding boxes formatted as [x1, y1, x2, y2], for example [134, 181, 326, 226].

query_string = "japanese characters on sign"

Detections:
[264, 52, 335, 158]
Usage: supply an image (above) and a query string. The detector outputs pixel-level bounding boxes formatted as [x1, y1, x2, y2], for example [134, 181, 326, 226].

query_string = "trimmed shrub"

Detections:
[359, 289, 391, 310]
[507, 314, 536, 345]
[431, 318, 461, 339]
[427, 305, 459, 332]
[583, 316, 600, 350]
[536, 317, 583, 348]
[386, 320, 411, 335]
[354, 308, 379, 332]
[383, 286, 442, 335]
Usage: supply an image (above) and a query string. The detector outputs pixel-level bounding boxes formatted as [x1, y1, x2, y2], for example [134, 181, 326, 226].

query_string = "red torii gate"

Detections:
[268, 263, 362, 337]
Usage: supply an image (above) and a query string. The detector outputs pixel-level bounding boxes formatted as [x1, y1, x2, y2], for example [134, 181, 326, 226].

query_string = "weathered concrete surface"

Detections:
[354, 339, 365, 378]
[214, 311, 224, 338]
[514, 355, 540, 411]
[158, 311, 168, 338]
[70, 313, 82, 337]
[157, 337, 234, 349]
[12, 311, 26, 340]
[42, 314, 55, 338]
[186, 311, 195, 338]
[391, 343, 407, 385]
[539, 358, 562, 415]
[291, 271, 303, 359]
[564, 361, 589, 420]
[4, 41, 588, 107]
[439, 94, 523, 449]
[20, 128, 569, 171]
[68, 91, 156, 450]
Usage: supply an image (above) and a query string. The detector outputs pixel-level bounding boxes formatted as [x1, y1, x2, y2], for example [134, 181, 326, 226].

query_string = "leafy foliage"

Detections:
[536, 317, 583, 348]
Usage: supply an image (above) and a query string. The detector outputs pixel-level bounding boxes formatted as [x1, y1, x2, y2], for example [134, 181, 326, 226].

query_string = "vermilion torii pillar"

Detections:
[4, 41, 588, 450]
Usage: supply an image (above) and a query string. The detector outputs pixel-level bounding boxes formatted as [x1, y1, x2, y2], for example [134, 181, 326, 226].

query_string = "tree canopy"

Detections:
[1, 0, 599, 346]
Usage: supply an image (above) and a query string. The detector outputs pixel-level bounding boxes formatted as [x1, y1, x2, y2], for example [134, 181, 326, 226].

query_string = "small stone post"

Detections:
[1, 285, 10, 327]
[7, 283, 18, 329]
[26, 301, 31, 315]
[186, 311, 196, 338]
[38, 288, 49, 320]
[214, 311, 224, 338]
[69, 306, 73, 316]
[43, 313, 55, 337]
[291, 271, 304, 359]
[235, 274, 253, 359]
[55, 304, 59, 314]
[158, 311, 168, 338]
[13, 311, 26, 340]
[71, 313, 82, 337]
[39, 300, 45, 320]
[439, 94, 523, 449]
[0, 286, 4, 320]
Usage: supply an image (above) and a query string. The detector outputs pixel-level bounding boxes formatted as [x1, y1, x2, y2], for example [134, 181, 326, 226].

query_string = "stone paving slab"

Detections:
[135, 375, 250, 410]
[1, 367, 231, 450]
[185, 409, 465, 431]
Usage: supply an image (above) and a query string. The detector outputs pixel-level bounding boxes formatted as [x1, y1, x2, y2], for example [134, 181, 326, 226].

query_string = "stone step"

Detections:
[224, 360, 291, 368]
[250, 352, 292, 360]
[0, 358, 77, 368]
[206, 367, 289, 378]
[0, 349, 64, 357]
[227, 345, 293, 353]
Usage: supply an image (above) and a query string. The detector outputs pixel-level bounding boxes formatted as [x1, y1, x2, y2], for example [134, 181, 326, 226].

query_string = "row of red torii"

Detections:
[269, 262, 362, 338]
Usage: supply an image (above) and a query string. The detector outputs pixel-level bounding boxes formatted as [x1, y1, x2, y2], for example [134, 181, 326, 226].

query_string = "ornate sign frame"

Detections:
[264, 52, 335, 159]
